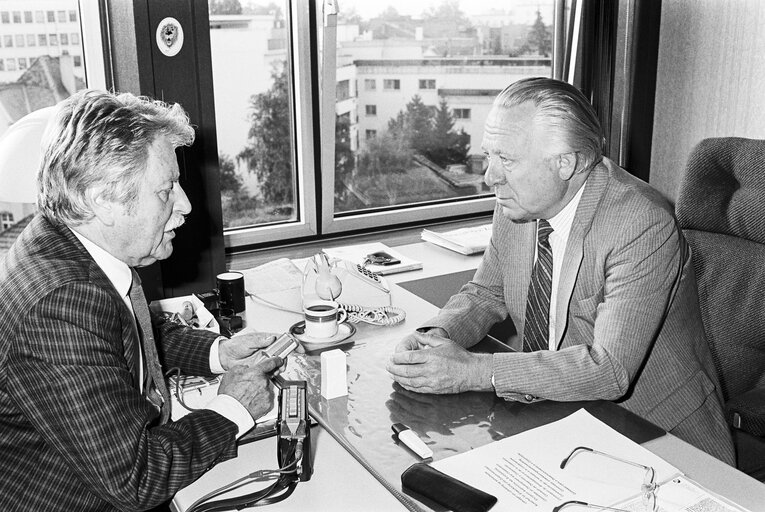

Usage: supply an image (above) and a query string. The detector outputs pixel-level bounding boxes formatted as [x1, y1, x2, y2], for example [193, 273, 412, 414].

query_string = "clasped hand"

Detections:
[386, 331, 494, 394]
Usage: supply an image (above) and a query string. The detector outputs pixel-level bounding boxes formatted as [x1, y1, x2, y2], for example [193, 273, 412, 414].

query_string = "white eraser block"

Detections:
[321, 349, 348, 399]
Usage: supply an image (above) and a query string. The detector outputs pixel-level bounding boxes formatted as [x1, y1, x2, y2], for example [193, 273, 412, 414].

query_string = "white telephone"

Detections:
[302, 254, 403, 326]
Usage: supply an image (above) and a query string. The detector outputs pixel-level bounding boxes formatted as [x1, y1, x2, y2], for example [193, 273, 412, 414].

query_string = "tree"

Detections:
[238, 62, 293, 205]
[242, 1, 283, 17]
[209, 0, 242, 15]
[334, 113, 354, 198]
[428, 98, 470, 167]
[527, 9, 552, 57]
[218, 154, 242, 195]
[423, 0, 468, 24]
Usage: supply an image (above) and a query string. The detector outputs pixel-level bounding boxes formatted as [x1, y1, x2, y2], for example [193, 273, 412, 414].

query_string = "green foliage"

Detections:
[429, 98, 470, 167]
[358, 131, 413, 176]
[209, 0, 242, 15]
[218, 154, 242, 195]
[527, 9, 552, 56]
[423, 0, 468, 23]
[238, 62, 294, 205]
[381, 95, 470, 169]
[335, 113, 354, 197]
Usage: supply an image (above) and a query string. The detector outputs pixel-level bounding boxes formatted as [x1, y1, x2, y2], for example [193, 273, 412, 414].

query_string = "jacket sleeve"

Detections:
[7, 282, 238, 511]
[423, 211, 514, 347]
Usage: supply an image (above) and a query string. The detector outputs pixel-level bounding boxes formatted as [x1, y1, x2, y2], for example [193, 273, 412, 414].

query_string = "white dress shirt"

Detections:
[70, 228, 253, 438]
[538, 182, 586, 349]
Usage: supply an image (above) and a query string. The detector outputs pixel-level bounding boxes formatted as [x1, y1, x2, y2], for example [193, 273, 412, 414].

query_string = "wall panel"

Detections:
[650, 0, 765, 202]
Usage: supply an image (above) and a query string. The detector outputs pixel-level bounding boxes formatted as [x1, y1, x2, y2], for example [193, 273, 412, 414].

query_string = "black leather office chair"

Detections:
[675, 137, 765, 480]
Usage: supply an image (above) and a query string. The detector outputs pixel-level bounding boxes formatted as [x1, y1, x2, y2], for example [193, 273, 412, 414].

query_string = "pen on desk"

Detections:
[392, 423, 433, 459]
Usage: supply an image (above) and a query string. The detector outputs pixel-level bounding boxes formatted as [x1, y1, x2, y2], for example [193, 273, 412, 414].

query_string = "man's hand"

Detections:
[218, 329, 277, 370]
[394, 327, 449, 353]
[218, 356, 281, 420]
[387, 331, 494, 394]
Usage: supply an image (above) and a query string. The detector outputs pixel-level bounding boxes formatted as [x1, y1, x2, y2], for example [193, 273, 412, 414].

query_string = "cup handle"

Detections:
[337, 308, 347, 324]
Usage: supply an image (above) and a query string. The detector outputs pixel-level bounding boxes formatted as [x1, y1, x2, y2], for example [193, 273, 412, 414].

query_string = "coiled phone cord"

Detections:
[338, 303, 406, 326]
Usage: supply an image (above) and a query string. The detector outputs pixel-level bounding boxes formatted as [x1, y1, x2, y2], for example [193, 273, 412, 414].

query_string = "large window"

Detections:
[0, 0, 103, 259]
[0, 1, 557, 254]
[212, 0, 554, 246]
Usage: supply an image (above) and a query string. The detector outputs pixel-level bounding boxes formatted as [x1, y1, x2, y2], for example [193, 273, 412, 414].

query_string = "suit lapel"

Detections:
[554, 163, 609, 349]
[55, 221, 141, 387]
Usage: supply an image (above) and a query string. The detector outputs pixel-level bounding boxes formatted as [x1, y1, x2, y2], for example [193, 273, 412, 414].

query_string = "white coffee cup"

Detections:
[303, 300, 347, 340]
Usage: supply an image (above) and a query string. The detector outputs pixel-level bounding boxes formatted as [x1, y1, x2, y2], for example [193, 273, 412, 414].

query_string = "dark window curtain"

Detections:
[577, 0, 618, 161]
[556, 0, 661, 182]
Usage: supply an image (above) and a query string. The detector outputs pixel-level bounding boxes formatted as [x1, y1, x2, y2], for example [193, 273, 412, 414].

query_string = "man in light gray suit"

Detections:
[387, 77, 735, 464]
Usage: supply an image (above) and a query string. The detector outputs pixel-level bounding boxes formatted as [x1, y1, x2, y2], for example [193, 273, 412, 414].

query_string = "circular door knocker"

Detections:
[156, 17, 184, 57]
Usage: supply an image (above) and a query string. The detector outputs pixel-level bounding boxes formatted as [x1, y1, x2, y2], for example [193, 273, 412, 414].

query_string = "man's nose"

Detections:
[173, 183, 192, 216]
[483, 157, 505, 187]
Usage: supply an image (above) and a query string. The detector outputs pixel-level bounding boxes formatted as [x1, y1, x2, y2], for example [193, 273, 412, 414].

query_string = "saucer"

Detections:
[289, 321, 356, 351]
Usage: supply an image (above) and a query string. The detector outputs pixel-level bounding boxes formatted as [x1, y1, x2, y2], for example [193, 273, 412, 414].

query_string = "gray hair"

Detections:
[493, 77, 605, 172]
[37, 89, 195, 225]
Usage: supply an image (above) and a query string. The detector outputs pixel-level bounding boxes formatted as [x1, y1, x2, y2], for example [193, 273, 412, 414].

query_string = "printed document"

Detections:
[431, 409, 750, 512]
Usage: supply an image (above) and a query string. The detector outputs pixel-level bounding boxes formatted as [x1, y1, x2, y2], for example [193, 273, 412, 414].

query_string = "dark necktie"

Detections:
[129, 269, 171, 424]
[523, 219, 554, 352]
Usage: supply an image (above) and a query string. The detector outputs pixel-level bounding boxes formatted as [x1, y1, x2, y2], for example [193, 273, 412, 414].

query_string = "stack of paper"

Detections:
[431, 409, 751, 512]
[322, 242, 422, 276]
[421, 223, 492, 255]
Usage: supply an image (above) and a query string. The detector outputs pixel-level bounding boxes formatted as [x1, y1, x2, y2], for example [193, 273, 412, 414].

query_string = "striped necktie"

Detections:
[523, 219, 554, 352]
[129, 268, 171, 424]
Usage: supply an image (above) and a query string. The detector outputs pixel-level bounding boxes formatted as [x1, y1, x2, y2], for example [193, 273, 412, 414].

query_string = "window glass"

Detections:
[329, 0, 553, 215]
[12, 11, 20, 23]
[0, 12, 8, 24]
[207, 0, 298, 229]
[0, 0, 94, 259]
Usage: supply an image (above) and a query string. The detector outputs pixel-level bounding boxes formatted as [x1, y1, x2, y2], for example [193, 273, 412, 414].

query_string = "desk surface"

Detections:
[173, 242, 765, 512]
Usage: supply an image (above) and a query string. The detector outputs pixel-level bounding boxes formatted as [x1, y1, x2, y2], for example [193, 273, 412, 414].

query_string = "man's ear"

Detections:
[88, 187, 116, 226]
[556, 151, 578, 181]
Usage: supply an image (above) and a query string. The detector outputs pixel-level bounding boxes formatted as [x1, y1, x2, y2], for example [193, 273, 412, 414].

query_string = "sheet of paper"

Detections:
[240, 258, 304, 294]
[421, 223, 492, 255]
[432, 409, 681, 511]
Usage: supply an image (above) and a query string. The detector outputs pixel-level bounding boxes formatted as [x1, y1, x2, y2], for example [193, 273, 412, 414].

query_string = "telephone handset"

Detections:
[301, 254, 403, 326]
[333, 259, 390, 294]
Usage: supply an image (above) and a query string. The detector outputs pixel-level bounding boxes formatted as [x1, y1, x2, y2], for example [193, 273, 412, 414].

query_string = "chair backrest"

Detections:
[676, 137, 765, 403]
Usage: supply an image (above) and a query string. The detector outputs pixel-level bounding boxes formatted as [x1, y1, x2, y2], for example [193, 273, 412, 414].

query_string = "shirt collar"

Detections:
[70, 228, 133, 299]
[547, 180, 587, 236]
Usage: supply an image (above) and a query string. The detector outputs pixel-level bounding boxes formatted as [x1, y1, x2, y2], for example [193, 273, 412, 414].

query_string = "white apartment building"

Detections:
[337, 56, 551, 163]
[0, 0, 83, 84]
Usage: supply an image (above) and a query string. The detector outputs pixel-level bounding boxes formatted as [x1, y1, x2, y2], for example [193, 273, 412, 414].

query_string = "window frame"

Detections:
[221, 0, 318, 249]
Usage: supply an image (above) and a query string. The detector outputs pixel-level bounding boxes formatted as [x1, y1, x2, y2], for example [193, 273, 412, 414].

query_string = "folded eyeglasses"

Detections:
[554, 446, 658, 512]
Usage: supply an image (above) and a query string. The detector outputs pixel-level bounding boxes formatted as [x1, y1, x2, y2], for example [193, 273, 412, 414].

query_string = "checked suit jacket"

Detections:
[428, 158, 735, 464]
[0, 215, 239, 511]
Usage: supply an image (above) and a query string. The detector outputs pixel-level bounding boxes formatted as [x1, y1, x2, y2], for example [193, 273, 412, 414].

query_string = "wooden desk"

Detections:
[173, 242, 765, 512]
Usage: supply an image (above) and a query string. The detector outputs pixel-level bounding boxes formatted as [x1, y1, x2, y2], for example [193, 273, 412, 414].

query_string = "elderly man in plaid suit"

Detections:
[0, 90, 282, 511]
[388, 78, 735, 466]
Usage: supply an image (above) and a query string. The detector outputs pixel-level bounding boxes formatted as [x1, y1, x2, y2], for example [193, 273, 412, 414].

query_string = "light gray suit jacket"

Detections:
[428, 158, 735, 464]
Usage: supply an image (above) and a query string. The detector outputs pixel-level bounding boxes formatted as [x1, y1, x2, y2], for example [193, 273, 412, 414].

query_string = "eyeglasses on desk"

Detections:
[554, 446, 658, 512]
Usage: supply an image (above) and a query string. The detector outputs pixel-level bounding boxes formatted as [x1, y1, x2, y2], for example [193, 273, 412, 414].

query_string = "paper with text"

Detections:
[432, 409, 680, 511]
